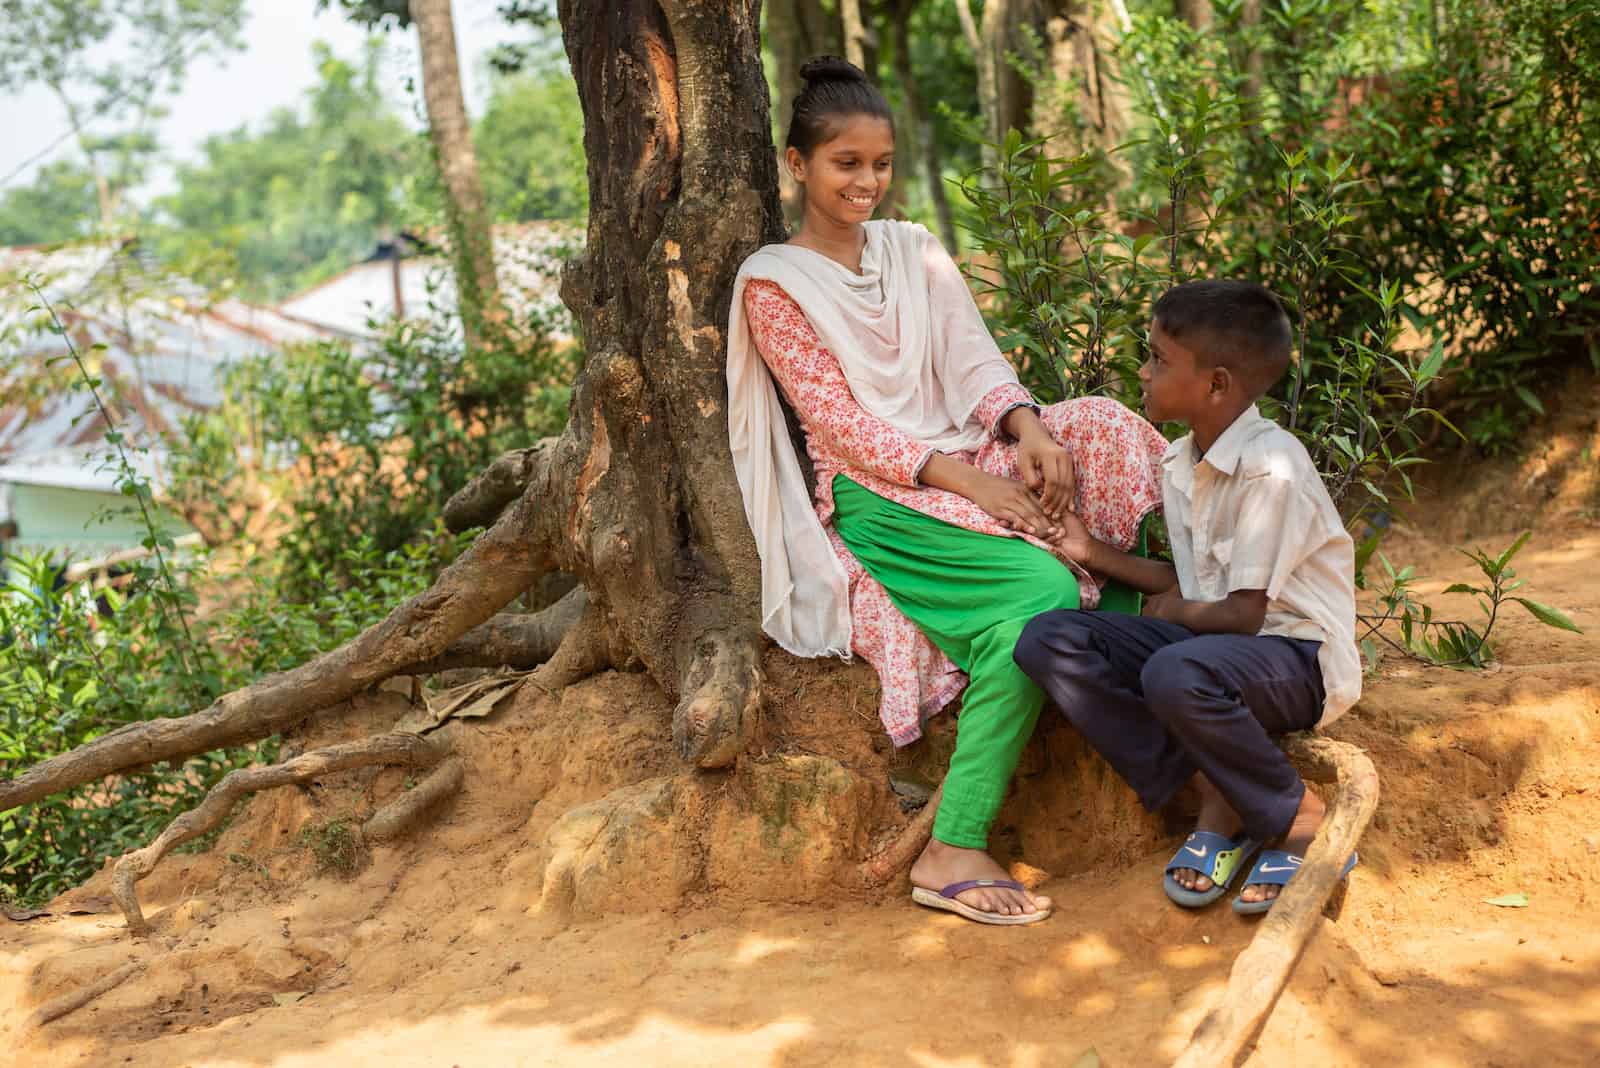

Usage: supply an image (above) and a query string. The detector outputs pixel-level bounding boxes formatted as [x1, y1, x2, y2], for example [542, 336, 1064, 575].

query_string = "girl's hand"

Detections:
[1014, 424, 1076, 519]
[965, 471, 1061, 540]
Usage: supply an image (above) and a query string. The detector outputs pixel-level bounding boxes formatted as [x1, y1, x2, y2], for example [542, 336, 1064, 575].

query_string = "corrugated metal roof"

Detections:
[0, 239, 328, 485]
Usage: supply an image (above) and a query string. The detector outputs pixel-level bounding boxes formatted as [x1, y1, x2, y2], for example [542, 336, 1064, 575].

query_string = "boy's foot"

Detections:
[1169, 772, 1245, 895]
[1237, 786, 1326, 905]
[909, 839, 1051, 918]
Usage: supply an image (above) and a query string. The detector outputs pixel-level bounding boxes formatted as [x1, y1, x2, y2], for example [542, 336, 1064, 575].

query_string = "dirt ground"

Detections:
[4, 374, 1598, 1067]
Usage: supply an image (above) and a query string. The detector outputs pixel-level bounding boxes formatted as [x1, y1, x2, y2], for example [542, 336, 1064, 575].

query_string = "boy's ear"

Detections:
[1209, 365, 1232, 399]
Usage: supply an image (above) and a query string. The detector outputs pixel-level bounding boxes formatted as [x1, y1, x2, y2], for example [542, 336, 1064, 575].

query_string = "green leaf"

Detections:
[1483, 893, 1529, 908]
[1511, 598, 1583, 634]
[1492, 532, 1533, 573]
[1513, 386, 1545, 415]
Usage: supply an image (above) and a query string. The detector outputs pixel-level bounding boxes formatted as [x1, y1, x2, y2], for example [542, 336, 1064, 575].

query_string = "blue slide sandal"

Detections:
[1232, 849, 1358, 915]
[1163, 831, 1260, 909]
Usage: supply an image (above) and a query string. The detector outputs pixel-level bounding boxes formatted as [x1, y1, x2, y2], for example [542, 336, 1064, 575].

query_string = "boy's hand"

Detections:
[1047, 509, 1097, 566]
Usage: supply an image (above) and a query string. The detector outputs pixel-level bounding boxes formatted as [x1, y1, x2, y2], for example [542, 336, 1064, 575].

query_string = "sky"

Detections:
[0, 1, 529, 195]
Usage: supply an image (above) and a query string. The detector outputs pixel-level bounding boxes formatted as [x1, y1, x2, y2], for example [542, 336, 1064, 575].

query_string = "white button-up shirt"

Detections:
[1162, 405, 1361, 724]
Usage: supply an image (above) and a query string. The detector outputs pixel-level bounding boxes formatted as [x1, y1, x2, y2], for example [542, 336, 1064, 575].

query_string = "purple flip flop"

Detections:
[910, 878, 1051, 926]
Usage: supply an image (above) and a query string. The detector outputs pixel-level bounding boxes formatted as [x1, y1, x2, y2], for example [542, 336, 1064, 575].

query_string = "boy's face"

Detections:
[1139, 320, 1217, 424]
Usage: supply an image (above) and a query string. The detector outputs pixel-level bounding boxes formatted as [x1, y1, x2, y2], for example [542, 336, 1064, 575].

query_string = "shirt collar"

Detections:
[1200, 404, 1268, 476]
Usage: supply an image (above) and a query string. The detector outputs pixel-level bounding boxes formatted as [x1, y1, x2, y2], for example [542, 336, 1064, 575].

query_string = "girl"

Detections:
[727, 56, 1167, 925]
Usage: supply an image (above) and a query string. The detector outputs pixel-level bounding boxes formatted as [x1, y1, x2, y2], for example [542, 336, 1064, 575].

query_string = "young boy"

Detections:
[1013, 280, 1361, 912]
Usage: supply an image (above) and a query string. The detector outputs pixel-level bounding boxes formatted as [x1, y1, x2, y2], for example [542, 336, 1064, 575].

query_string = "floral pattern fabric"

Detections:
[744, 278, 1168, 745]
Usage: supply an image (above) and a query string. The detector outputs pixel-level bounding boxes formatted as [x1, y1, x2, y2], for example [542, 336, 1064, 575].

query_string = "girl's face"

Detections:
[787, 114, 895, 229]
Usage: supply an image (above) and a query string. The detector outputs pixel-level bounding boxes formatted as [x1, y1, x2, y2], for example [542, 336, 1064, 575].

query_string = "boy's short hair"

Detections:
[1153, 280, 1294, 397]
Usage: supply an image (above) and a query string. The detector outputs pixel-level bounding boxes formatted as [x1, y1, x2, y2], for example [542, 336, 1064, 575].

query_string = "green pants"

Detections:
[831, 476, 1081, 849]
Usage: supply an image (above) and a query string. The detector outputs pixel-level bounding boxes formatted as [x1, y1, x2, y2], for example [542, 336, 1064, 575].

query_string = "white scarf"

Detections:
[726, 220, 1022, 658]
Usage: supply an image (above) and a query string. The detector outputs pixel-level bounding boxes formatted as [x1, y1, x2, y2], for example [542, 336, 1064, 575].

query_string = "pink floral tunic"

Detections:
[744, 279, 1168, 745]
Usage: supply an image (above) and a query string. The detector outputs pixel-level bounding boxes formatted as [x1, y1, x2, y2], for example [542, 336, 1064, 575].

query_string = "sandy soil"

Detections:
[4, 376, 1598, 1068]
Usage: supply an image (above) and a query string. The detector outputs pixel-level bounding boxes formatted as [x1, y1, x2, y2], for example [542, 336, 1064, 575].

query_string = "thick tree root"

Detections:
[859, 782, 944, 887]
[530, 599, 622, 692]
[443, 440, 554, 532]
[111, 733, 448, 936]
[363, 755, 465, 843]
[409, 587, 589, 674]
[24, 960, 144, 1031]
[671, 632, 762, 769]
[1, 481, 555, 816]
[1172, 735, 1380, 1068]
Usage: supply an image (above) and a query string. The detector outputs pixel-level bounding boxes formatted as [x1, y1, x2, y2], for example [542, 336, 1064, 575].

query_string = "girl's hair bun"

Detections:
[786, 54, 891, 156]
[799, 55, 867, 86]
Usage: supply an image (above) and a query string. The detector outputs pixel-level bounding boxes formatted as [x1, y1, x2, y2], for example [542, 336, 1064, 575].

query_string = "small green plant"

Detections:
[1360, 532, 1582, 668]
[298, 818, 365, 878]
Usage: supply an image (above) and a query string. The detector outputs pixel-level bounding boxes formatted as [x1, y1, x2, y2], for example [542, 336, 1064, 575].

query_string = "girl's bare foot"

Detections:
[1170, 772, 1244, 894]
[909, 839, 1051, 917]
[1237, 786, 1325, 904]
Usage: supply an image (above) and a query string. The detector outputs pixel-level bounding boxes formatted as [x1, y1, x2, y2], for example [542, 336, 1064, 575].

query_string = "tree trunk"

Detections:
[890, 0, 958, 250]
[409, 0, 501, 334]
[839, 0, 870, 69]
[556, 0, 784, 766]
[765, 0, 841, 225]
[957, 0, 1030, 177]
[1239, 0, 1264, 100]
[1175, 0, 1213, 31]
[1037, 0, 1128, 158]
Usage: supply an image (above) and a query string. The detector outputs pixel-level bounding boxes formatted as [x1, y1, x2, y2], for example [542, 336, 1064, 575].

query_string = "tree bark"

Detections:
[957, 0, 1029, 177]
[409, 0, 501, 333]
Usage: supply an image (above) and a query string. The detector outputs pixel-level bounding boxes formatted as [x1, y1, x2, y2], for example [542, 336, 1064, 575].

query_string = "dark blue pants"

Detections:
[1013, 611, 1325, 842]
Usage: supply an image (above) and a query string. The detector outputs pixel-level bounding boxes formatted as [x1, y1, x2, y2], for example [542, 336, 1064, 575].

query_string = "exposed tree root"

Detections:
[443, 440, 553, 532]
[1, 481, 556, 816]
[410, 587, 589, 673]
[859, 782, 944, 887]
[25, 960, 144, 1031]
[671, 631, 762, 769]
[531, 598, 624, 691]
[363, 755, 466, 844]
[112, 733, 449, 935]
[1172, 736, 1380, 1068]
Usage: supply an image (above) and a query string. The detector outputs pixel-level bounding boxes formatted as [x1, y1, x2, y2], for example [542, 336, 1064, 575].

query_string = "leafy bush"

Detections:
[171, 275, 576, 596]
[0, 527, 468, 905]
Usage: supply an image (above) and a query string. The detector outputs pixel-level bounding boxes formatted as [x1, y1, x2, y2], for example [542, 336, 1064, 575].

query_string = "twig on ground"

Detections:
[1172, 735, 1380, 1068]
[25, 960, 144, 1031]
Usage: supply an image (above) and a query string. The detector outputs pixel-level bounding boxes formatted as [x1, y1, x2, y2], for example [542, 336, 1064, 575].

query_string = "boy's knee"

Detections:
[1140, 645, 1218, 713]
[1013, 611, 1091, 678]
